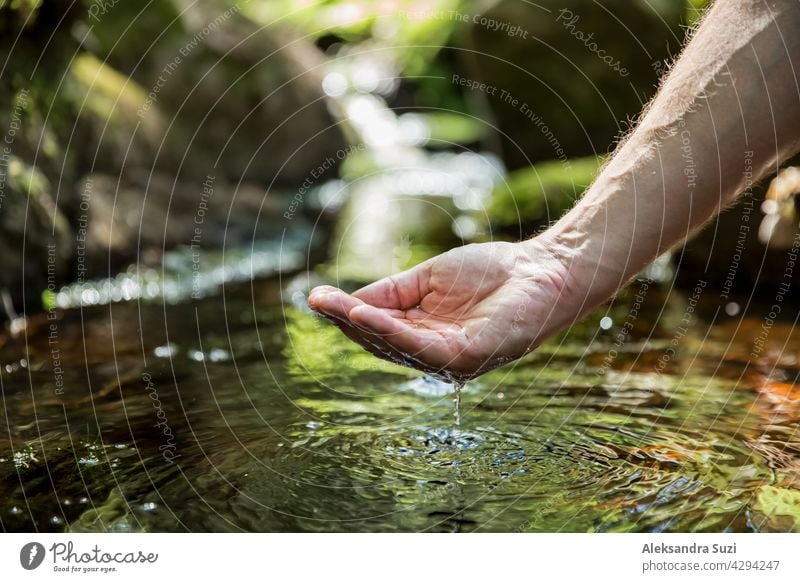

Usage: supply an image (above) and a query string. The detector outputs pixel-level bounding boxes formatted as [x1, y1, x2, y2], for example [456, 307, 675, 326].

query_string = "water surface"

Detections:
[1, 279, 799, 532]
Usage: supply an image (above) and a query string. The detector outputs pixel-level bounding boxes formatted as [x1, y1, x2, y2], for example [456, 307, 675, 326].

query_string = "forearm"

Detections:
[535, 0, 800, 307]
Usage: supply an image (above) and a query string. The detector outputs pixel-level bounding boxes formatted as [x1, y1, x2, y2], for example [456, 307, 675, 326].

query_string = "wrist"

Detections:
[522, 216, 624, 315]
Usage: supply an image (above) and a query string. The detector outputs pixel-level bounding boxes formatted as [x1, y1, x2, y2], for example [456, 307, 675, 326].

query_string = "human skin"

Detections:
[308, 0, 800, 381]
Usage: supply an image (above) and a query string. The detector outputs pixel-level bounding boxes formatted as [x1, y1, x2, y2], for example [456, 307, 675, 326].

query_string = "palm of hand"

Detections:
[308, 241, 564, 380]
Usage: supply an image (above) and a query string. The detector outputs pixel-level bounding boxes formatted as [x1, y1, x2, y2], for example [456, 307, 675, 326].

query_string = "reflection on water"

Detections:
[2, 277, 800, 533]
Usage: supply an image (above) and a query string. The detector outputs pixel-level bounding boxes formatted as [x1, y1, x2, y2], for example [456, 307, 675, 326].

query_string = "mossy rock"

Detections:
[455, 0, 685, 170]
[488, 156, 602, 229]
[85, 0, 347, 186]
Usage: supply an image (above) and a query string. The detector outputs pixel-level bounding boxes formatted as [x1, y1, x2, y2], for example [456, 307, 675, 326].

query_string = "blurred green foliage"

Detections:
[0, 0, 42, 16]
[240, 0, 463, 74]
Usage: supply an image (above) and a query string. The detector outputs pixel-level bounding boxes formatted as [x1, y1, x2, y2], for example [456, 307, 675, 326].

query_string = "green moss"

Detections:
[68, 487, 140, 533]
[6, 156, 47, 197]
[488, 156, 602, 227]
[69, 53, 152, 125]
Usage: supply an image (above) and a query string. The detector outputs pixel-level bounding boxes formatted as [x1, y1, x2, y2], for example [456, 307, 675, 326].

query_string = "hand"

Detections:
[307, 240, 581, 380]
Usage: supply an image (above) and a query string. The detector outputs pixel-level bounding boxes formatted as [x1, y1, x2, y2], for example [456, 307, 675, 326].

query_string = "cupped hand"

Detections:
[307, 240, 580, 380]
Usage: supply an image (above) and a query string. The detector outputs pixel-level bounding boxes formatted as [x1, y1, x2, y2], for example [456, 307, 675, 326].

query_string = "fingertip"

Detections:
[308, 285, 339, 298]
[307, 289, 328, 311]
[308, 288, 366, 321]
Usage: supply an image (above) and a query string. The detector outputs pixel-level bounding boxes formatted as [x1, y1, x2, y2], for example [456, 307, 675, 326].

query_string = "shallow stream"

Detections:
[2, 278, 798, 532]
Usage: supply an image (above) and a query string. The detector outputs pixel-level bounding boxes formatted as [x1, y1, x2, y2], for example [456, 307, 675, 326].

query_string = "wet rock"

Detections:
[0, 156, 72, 311]
[0, 1, 342, 314]
[1, 3, 87, 211]
[66, 53, 166, 184]
[74, 171, 296, 278]
[88, 0, 348, 186]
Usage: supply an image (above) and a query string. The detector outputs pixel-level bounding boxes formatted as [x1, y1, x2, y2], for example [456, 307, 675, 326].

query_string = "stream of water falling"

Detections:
[453, 381, 464, 427]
